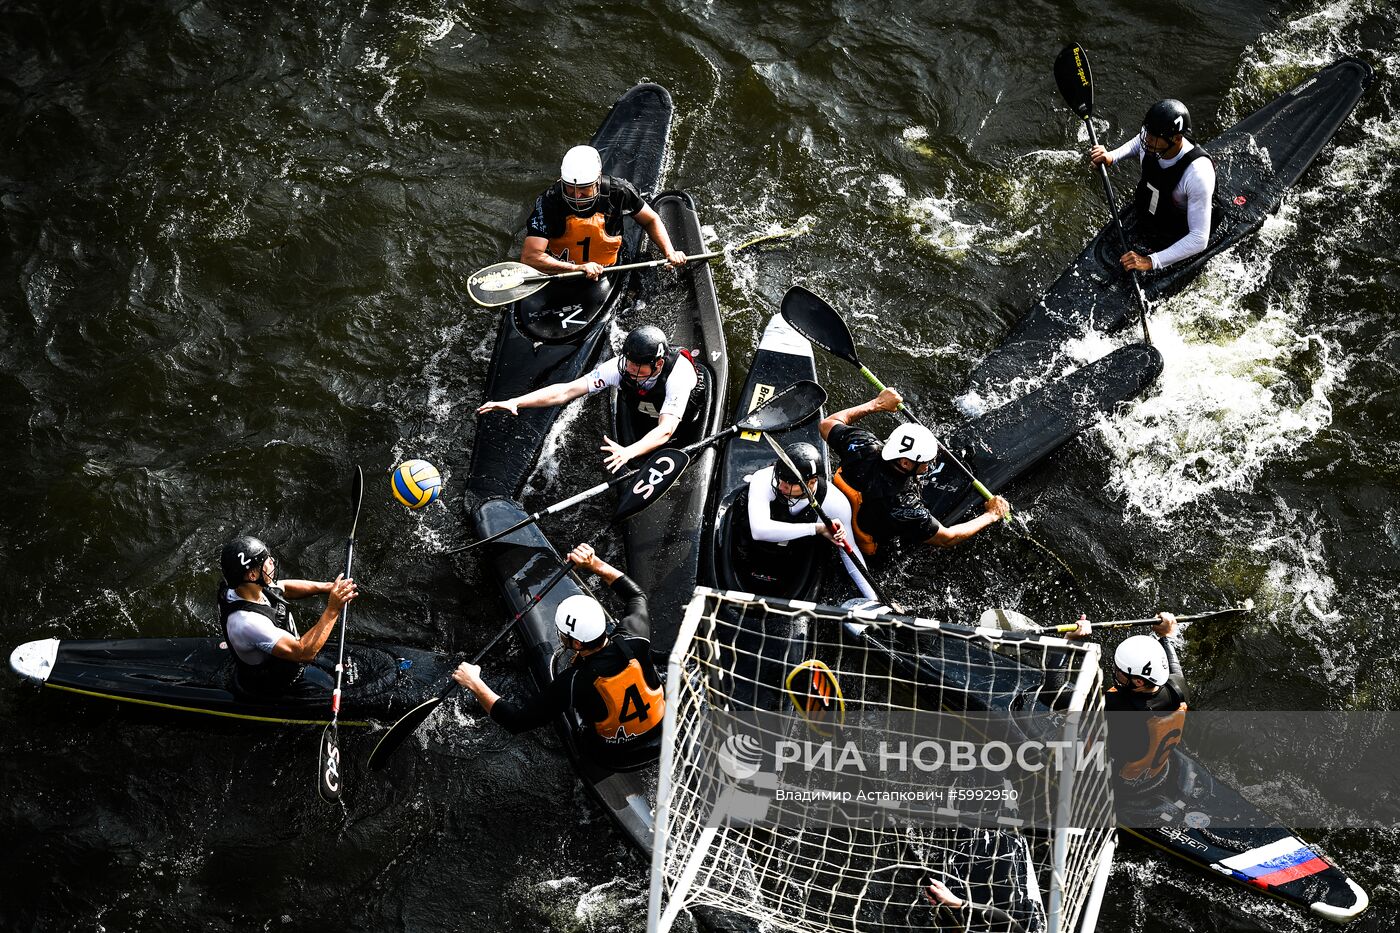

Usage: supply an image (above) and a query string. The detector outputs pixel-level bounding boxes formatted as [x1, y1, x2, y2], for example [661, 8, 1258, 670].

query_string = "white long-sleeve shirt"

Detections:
[745, 465, 877, 600]
[1107, 135, 1216, 270]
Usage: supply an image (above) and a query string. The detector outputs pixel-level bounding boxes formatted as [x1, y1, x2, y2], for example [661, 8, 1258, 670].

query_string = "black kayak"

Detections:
[927, 342, 1164, 523]
[8, 636, 452, 726]
[710, 311, 828, 601]
[466, 83, 674, 502]
[610, 191, 728, 656]
[470, 496, 656, 854]
[962, 57, 1373, 408]
[853, 608, 1369, 924]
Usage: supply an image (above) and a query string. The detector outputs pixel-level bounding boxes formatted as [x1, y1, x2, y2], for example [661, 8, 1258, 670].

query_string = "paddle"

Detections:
[317, 465, 365, 803]
[763, 433, 883, 603]
[466, 225, 806, 308]
[367, 456, 687, 771]
[780, 286, 1080, 581]
[780, 285, 1007, 509]
[445, 380, 826, 555]
[978, 600, 1254, 634]
[1053, 42, 1152, 344]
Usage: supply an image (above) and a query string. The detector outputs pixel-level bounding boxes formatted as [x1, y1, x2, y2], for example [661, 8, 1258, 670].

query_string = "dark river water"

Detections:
[2, 1, 1397, 930]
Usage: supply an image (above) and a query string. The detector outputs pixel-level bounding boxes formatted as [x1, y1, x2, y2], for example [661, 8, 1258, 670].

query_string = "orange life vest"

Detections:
[546, 212, 622, 268]
[832, 469, 880, 557]
[1110, 689, 1187, 785]
[591, 657, 665, 743]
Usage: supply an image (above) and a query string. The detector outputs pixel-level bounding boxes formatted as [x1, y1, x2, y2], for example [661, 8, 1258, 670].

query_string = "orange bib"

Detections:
[547, 212, 622, 267]
[592, 658, 665, 743]
[1112, 693, 1187, 784]
[832, 469, 880, 557]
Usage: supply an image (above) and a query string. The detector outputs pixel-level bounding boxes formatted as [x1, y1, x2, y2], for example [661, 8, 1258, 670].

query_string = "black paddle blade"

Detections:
[367, 695, 446, 771]
[348, 465, 365, 538]
[614, 448, 691, 521]
[735, 379, 827, 434]
[1054, 43, 1094, 118]
[317, 725, 343, 801]
[780, 285, 861, 366]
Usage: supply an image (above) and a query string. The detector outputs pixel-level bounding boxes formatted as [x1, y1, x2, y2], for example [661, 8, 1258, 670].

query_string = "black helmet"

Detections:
[774, 442, 822, 485]
[1143, 99, 1190, 138]
[221, 536, 270, 585]
[622, 325, 668, 365]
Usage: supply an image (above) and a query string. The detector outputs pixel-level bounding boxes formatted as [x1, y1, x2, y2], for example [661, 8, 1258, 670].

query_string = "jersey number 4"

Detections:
[619, 684, 652, 725]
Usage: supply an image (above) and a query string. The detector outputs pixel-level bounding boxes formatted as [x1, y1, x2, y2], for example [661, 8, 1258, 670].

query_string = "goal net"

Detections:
[647, 589, 1116, 933]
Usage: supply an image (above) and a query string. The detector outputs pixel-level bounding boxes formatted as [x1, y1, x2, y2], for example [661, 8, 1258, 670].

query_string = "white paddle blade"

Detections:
[978, 608, 1040, 632]
[467, 262, 547, 307]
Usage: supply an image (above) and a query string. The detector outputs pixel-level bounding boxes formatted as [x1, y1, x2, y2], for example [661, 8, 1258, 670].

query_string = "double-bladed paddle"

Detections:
[466, 224, 807, 308]
[317, 465, 365, 803]
[1053, 42, 1152, 344]
[444, 380, 827, 555]
[978, 600, 1254, 634]
[366, 458, 688, 772]
[780, 285, 1081, 582]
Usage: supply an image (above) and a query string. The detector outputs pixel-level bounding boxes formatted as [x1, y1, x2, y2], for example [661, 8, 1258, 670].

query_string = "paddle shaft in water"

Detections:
[318, 465, 365, 803]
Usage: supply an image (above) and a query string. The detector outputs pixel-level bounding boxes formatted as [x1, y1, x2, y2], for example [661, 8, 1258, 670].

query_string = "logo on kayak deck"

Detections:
[740, 384, 775, 441]
[1233, 195, 1247, 206]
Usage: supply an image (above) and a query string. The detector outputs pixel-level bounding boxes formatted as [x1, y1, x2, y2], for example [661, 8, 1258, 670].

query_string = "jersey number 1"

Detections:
[575, 237, 591, 262]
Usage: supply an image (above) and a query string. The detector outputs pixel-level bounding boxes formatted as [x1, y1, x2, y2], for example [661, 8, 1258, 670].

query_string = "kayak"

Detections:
[849, 610, 1369, 924]
[710, 311, 828, 601]
[961, 57, 1373, 409]
[706, 313, 828, 711]
[466, 83, 674, 502]
[610, 190, 728, 656]
[928, 342, 1164, 523]
[7, 637, 452, 726]
[470, 496, 656, 855]
[1120, 749, 1369, 924]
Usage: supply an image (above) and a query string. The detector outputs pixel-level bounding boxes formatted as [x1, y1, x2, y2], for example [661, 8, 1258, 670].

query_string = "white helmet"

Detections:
[1114, 635, 1169, 686]
[560, 145, 602, 210]
[555, 594, 607, 643]
[881, 423, 940, 464]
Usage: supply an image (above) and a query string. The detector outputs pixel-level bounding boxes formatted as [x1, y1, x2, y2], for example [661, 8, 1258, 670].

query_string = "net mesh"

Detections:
[648, 589, 1116, 933]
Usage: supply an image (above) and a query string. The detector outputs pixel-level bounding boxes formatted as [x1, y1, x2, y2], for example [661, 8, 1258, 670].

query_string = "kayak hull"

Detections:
[611, 190, 728, 656]
[466, 84, 674, 503]
[7, 636, 452, 726]
[711, 312, 828, 602]
[470, 496, 656, 855]
[927, 342, 1165, 523]
[963, 57, 1373, 404]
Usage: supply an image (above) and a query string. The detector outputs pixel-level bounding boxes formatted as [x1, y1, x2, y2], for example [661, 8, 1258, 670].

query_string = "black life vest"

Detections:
[731, 475, 829, 572]
[217, 581, 304, 694]
[1134, 144, 1216, 249]
[619, 346, 705, 425]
